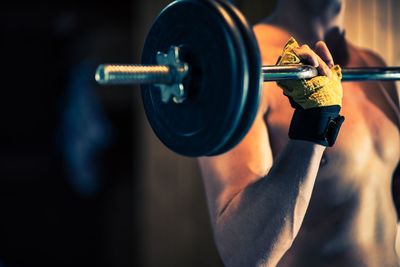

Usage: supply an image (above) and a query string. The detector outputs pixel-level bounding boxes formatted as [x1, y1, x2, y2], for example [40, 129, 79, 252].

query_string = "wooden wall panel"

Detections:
[344, 0, 400, 93]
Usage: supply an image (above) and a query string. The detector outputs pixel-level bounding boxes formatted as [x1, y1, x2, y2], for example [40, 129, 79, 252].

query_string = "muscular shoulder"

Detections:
[253, 23, 291, 64]
[253, 24, 292, 111]
[357, 45, 387, 66]
[348, 42, 400, 109]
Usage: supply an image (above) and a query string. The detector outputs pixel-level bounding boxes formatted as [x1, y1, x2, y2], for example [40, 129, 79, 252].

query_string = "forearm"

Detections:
[215, 140, 325, 267]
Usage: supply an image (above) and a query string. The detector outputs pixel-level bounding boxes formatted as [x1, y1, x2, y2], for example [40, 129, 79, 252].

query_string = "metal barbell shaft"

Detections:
[95, 64, 320, 84]
[96, 64, 400, 85]
[262, 65, 318, 81]
[340, 67, 400, 81]
[262, 65, 400, 81]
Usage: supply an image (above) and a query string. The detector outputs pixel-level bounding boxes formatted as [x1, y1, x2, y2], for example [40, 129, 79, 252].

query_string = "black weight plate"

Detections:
[141, 0, 249, 157]
[209, 0, 262, 156]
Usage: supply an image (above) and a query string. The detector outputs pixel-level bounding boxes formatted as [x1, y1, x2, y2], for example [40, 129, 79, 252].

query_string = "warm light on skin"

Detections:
[397, 225, 400, 259]
[199, 0, 400, 266]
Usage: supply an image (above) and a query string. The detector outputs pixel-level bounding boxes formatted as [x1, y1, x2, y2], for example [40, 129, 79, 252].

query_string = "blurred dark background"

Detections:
[0, 0, 398, 266]
[1, 0, 136, 266]
[0, 0, 277, 266]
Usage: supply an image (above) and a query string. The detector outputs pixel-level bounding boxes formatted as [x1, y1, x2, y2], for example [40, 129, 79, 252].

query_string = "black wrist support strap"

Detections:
[289, 105, 345, 147]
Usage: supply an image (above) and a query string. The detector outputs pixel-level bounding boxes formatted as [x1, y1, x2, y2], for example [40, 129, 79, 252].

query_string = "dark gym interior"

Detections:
[0, 0, 398, 266]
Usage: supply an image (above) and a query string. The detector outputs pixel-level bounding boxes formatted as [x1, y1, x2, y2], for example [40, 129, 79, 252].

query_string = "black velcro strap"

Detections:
[289, 105, 345, 147]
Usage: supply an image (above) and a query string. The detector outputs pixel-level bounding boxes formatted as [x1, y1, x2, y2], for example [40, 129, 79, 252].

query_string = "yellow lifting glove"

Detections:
[276, 37, 343, 109]
[275, 37, 345, 147]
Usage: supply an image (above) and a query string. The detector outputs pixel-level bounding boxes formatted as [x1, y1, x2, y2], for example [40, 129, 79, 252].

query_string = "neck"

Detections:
[265, 0, 344, 45]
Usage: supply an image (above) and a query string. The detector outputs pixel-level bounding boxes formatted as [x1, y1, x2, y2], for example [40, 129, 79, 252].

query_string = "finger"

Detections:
[294, 45, 331, 77]
[314, 41, 335, 68]
[293, 45, 319, 67]
[314, 53, 332, 78]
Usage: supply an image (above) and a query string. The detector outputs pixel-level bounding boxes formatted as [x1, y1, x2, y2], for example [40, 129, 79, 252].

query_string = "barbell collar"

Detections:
[96, 46, 190, 103]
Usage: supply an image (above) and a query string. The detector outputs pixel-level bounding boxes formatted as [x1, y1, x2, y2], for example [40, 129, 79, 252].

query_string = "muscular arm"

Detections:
[199, 99, 325, 267]
[198, 36, 343, 266]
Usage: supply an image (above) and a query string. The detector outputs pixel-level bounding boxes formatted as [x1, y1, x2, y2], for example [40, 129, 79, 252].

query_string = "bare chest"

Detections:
[265, 82, 399, 187]
[268, 82, 400, 267]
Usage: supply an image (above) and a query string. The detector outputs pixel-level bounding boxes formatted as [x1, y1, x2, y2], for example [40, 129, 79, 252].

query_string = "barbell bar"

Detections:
[95, 48, 400, 104]
[95, 63, 400, 93]
[95, 0, 400, 157]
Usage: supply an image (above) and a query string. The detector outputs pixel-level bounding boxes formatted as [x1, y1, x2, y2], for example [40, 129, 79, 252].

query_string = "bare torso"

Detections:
[254, 24, 400, 267]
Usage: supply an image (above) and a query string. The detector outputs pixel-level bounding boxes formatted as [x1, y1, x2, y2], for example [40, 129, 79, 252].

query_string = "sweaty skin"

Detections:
[199, 1, 400, 266]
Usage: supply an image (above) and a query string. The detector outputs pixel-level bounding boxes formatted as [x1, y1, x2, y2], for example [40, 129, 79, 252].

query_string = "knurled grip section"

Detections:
[95, 64, 173, 85]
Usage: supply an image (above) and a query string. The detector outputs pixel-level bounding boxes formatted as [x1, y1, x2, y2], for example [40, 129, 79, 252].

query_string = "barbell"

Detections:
[95, 0, 400, 157]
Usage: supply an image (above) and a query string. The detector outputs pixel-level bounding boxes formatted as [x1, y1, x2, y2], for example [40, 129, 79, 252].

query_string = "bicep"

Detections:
[198, 91, 273, 223]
